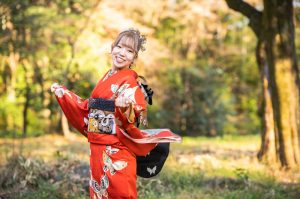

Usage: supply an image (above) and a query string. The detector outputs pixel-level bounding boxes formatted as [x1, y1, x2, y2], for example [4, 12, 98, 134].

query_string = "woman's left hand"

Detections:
[115, 95, 132, 107]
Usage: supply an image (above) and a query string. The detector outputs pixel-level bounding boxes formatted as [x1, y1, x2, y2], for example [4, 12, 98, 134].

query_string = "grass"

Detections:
[0, 134, 300, 198]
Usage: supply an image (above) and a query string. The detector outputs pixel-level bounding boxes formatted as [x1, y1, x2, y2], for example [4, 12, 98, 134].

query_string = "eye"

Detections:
[116, 45, 121, 48]
[127, 49, 134, 53]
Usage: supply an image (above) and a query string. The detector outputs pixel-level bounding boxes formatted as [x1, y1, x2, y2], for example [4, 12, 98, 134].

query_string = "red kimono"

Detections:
[52, 69, 181, 199]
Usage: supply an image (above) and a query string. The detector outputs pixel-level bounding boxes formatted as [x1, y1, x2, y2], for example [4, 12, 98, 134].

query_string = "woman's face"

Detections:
[111, 36, 136, 70]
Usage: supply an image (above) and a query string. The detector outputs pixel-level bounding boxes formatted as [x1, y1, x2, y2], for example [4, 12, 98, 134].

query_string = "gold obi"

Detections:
[88, 98, 116, 134]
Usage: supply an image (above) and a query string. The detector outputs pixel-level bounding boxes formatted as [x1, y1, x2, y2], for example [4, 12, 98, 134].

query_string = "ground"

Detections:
[0, 134, 299, 199]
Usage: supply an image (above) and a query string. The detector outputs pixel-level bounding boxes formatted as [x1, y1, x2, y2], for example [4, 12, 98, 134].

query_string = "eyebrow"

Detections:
[119, 43, 134, 50]
[118, 39, 135, 51]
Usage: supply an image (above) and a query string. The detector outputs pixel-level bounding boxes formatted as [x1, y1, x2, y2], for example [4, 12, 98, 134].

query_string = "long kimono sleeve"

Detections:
[114, 76, 181, 156]
[113, 77, 155, 156]
[52, 84, 89, 137]
[119, 82, 148, 135]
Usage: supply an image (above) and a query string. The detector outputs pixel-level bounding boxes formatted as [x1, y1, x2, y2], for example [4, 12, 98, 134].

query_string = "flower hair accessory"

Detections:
[118, 28, 147, 53]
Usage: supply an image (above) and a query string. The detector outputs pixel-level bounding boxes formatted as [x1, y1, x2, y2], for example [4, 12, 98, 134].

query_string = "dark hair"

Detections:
[111, 28, 147, 59]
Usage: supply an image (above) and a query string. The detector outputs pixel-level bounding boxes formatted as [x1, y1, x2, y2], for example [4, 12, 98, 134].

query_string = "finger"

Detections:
[115, 97, 122, 107]
[126, 98, 133, 105]
[50, 83, 59, 92]
[122, 97, 126, 106]
[116, 97, 126, 107]
[54, 88, 65, 98]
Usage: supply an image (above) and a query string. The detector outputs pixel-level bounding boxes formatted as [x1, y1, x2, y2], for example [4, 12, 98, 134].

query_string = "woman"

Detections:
[51, 29, 181, 199]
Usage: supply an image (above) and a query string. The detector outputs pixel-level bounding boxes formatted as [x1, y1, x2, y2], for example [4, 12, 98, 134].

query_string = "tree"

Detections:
[225, 0, 300, 168]
[0, 0, 101, 137]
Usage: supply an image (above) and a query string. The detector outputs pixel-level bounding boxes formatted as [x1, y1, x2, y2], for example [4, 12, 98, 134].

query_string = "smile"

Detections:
[115, 56, 125, 62]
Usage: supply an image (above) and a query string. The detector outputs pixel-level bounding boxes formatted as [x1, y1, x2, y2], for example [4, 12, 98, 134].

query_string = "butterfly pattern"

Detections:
[90, 147, 128, 199]
[103, 151, 127, 175]
[90, 173, 109, 199]
[111, 84, 119, 93]
[147, 165, 157, 175]
[105, 146, 119, 155]
[115, 84, 130, 95]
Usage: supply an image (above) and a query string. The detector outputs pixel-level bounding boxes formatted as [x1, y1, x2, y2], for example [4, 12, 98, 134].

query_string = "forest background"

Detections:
[1, 0, 300, 198]
[1, 0, 261, 138]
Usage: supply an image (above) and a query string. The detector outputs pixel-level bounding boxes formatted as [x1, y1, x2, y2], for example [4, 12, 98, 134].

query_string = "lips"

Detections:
[115, 56, 125, 63]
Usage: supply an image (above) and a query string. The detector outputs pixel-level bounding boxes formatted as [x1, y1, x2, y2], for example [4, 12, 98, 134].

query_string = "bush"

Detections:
[0, 155, 89, 199]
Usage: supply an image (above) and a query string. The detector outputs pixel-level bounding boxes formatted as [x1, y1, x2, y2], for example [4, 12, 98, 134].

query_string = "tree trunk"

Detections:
[7, 52, 18, 102]
[263, 0, 300, 168]
[22, 62, 31, 138]
[225, 0, 300, 168]
[20, 7, 30, 138]
[257, 41, 278, 164]
[5, 52, 19, 132]
[61, 111, 71, 138]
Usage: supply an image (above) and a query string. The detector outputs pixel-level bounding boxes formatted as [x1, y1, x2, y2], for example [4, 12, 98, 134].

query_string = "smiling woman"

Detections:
[50, 28, 181, 199]
[111, 33, 140, 70]
[111, 37, 135, 70]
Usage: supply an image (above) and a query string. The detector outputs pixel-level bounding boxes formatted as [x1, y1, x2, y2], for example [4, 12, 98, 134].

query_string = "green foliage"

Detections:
[0, 156, 51, 190]
[0, 155, 89, 199]
[154, 16, 186, 54]
[1, 134, 300, 199]
[16, 182, 63, 199]
[137, 169, 296, 199]
[234, 167, 249, 182]
[0, 0, 262, 137]
[0, 0, 100, 137]
[0, 96, 21, 136]
[148, 3, 260, 136]
[155, 65, 235, 136]
[138, 170, 205, 198]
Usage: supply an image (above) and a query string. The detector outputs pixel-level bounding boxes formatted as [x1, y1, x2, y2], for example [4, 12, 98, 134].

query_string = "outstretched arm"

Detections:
[51, 83, 89, 137]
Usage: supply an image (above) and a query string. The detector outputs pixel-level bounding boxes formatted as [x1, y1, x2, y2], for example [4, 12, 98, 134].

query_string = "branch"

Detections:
[225, 0, 262, 37]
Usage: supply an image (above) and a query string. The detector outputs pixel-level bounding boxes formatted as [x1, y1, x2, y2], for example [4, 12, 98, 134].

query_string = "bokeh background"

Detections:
[1, 0, 300, 198]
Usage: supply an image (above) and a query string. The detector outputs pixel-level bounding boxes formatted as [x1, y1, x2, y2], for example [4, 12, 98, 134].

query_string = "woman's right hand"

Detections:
[50, 83, 65, 98]
[50, 83, 61, 92]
